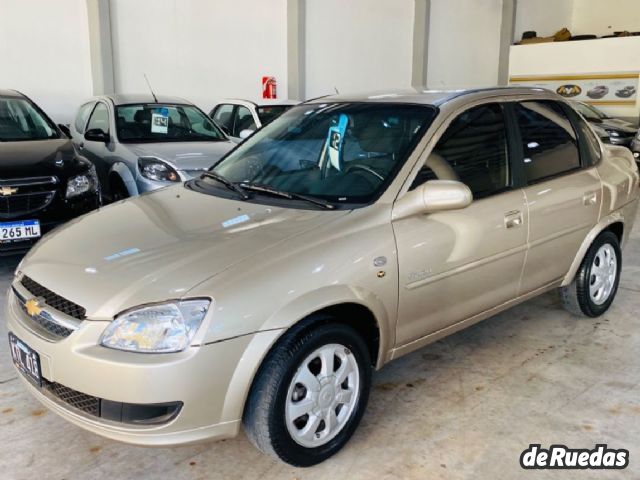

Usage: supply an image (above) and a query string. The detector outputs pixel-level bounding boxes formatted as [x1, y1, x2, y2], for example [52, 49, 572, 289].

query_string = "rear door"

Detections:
[513, 100, 601, 293]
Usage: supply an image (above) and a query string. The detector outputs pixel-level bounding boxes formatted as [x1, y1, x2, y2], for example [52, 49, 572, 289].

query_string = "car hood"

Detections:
[599, 119, 638, 133]
[0, 139, 89, 178]
[20, 185, 348, 319]
[125, 141, 235, 171]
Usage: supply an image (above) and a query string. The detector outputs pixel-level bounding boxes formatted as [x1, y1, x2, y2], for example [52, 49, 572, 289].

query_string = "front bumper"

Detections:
[6, 286, 281, 446]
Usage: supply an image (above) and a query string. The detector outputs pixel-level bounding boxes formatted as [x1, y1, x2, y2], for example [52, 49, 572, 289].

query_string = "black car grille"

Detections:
[0, 176, 58, 219]
[21, 275, 86, 320]
[43, 380, 100, 416]
[13, 287, 74, 338]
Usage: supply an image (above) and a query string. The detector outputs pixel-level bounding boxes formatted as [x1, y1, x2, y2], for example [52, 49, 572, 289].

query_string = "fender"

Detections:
[261, 284, 393, 368]
[109, 162, 138, 196]
[561, 210, 626, 287]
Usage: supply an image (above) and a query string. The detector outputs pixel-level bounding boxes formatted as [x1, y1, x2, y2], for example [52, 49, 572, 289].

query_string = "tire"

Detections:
[243, 322, 372, 467]
[560, 231, 621, 317]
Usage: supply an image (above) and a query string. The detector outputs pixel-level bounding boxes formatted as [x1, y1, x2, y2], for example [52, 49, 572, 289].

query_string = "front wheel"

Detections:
[560, 231, 622, 317]
[243, 322, 371, 467]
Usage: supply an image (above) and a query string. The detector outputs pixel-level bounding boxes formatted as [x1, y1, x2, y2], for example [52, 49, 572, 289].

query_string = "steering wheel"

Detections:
[345, 164, 385, 181]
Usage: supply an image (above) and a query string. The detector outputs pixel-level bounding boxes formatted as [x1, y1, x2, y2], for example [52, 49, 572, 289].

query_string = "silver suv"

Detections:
[71, 94, 235, 202]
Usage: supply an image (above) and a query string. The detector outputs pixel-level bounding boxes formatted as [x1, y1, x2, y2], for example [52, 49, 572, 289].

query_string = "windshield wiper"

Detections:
[201, 171, 249, 199]
[239, 182, 335, 210]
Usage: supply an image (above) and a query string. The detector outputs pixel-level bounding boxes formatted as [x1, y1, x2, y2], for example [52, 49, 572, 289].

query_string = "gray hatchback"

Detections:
[71, 94, 235, 202]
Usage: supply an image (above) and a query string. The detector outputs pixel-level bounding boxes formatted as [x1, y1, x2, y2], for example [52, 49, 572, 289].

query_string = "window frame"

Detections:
[506, 100, 586, 187]
[407, 101, 519, 200]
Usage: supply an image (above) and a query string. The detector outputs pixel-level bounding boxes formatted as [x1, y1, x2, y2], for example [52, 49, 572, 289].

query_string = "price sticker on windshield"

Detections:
[151, 107, 169, 134]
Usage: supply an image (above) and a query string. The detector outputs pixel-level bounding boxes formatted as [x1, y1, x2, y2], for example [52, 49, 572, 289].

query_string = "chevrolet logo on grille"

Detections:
[25, 298, 42, 317]
[0, 186, 18, 196]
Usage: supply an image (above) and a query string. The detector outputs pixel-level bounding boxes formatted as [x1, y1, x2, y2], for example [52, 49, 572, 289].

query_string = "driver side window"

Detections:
[410, 103, 510, 199]
[233, 106, 257, 137]
[86, 103, 110, 134]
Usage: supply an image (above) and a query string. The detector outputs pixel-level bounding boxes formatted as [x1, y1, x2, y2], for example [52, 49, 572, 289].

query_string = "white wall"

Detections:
[110, 0, 288, 112]
[572, 0, 640, 37]
[304, 0, 414, 98]
[427, 0, 503, 88]
[510, 37, 640, 120]
[0, 0, 93, 124]
[513, 0, 574, 41]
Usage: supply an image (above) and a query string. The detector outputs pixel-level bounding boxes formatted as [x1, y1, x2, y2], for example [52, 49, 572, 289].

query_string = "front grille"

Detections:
[21, 275, 86, 320]
[43, 380, 100, 416]
[0, 176, 58, 219]
[14, 287, 74, 338]
[0, 191, 55, 218]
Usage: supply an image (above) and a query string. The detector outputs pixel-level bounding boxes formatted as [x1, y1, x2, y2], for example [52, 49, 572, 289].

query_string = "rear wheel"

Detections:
[243, 322, 371, 467]
[560, 231, 621, 317]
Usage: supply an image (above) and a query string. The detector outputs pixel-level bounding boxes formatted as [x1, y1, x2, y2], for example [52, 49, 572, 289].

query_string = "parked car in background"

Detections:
[70, 94, 235, 202]
[0, 90, 99, 254]
[210, 99, 298, 142]
[631, 128, 640, 165]
[8, 88, 639, 466]
[571, 101, 637, 147]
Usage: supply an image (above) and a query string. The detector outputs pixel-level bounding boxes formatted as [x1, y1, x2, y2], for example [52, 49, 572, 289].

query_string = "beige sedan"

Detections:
[6, 87, 639, 466]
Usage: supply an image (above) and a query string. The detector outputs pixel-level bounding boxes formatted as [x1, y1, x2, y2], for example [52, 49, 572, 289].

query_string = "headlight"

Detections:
[138, 157, 180, 182]
[100, 299, 210, 353]
[607, 130, 620, 138]
[66, 165, 98, 198]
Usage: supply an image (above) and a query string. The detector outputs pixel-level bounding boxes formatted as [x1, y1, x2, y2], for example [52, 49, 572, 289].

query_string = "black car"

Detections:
[571, 101, 637, 147]
[0, 90, 100, 254]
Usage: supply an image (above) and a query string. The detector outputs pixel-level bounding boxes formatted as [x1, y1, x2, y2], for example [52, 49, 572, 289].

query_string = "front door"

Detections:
[393, 103, 528, 346]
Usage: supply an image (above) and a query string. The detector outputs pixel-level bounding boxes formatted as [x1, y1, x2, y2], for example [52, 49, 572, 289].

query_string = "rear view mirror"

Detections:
[239, 128, 255, 140]
[393, 180, 472, 220]
[84, 128, 109, 143]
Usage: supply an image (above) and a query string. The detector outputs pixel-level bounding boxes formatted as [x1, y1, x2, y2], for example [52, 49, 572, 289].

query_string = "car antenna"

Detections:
[334, 87, 339, 94]
[143, 73, 159, 103]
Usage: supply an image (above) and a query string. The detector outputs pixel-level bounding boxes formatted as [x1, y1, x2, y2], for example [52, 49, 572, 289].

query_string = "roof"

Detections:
[99, 93, 193, 106]
[0, 89, 24, 98]
[217, 99, 300, 108]
[305, 86, 557, 106]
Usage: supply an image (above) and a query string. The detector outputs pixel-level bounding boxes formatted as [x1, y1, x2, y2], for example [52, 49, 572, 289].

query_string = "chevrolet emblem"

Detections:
[0, 186, 18, 196]
[25, 298, 42, 317]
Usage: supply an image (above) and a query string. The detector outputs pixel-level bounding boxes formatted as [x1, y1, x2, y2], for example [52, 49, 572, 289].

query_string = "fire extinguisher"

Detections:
[262, 76, 277, 99]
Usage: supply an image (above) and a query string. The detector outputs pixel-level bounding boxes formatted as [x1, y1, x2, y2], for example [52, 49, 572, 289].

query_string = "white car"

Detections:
[209, 99, 298, 142]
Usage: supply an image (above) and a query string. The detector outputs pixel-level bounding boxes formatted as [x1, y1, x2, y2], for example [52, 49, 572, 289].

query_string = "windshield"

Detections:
[574, 102, 608, 121]
[206, 102, 436, 206]
[0, 96, 59, 142]
[115, 103, 226, 143]
[257, 105, 292, 124]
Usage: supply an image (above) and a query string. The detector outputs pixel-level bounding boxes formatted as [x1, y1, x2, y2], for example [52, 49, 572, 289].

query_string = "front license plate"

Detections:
[0, 220, 41, 243]
[8, 332, 41, 387]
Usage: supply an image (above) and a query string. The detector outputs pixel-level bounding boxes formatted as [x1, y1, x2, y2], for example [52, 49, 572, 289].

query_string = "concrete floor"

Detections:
[1, 216, 639, 480]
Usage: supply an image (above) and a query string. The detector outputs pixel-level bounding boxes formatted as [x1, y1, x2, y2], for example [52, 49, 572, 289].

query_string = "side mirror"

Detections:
[393, 180, 472, 220]
[239, 128, 255, 140]
[58, 124, 71, 138]
[84, 128, 109, 143]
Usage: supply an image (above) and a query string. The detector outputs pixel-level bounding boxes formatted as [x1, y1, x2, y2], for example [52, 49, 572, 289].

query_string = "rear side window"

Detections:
[515, 101, 580, 184]
[74, 102, 94, 133]
[411, 103, 510, 199]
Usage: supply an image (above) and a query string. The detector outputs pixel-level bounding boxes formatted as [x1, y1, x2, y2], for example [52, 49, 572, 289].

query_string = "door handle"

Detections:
[583, 191, 597, 206]
[504, 210, 523, 229]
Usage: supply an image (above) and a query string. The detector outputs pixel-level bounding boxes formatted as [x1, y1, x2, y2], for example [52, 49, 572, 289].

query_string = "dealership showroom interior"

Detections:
[2, 0, 640, 478]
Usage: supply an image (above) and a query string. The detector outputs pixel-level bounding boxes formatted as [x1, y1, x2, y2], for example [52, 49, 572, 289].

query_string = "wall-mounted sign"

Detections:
[509, 73, 639, 105]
